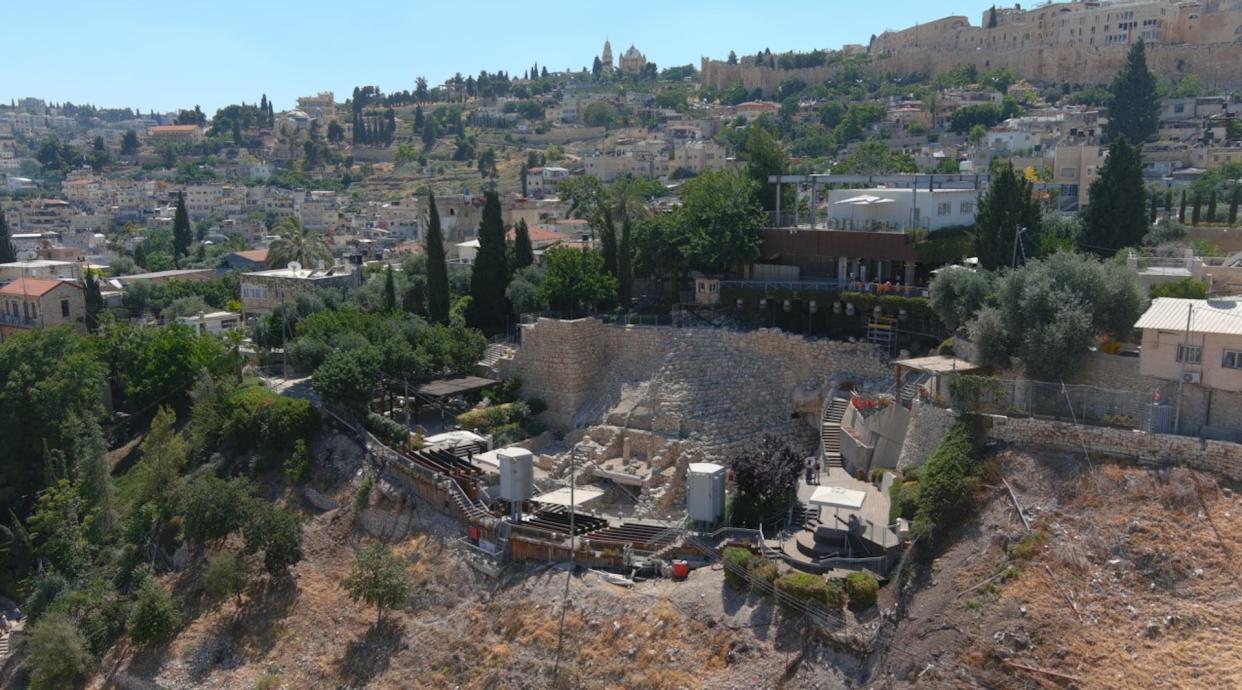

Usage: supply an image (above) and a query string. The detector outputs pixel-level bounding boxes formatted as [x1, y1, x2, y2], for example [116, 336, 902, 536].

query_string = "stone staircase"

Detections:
[479, 343, 513, 369]
[821, 397, 848, 469]
[898, 372, 930, 407]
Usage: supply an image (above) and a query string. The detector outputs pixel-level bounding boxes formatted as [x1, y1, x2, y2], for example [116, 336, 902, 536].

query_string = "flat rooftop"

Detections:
[893, 355, 982, 374]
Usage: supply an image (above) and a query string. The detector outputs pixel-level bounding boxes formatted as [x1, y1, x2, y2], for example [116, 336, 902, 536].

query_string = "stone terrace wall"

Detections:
[986, 415, 1242, 482]
[897, 401, 956, 471]
[502, 319, 891, 458]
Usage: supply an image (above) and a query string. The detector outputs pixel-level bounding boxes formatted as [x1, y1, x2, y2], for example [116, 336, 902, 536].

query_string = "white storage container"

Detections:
[686, 462, 725, 522]
[497, 447, 534, 502]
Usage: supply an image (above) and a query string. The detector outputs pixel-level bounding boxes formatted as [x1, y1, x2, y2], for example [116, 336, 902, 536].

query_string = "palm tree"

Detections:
[266, 218, 332, 269]
[607, 175, 652, 226]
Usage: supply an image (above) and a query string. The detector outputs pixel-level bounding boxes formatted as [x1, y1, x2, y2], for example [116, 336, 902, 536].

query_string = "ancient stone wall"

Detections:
[985, 415, 1242, 482]
[502, 319, 892, 459]
[702, 36, 1242, 96]
[896, 401, 957, 471]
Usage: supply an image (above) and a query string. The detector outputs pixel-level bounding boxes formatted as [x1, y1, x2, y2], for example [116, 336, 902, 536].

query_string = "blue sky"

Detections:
[7, 1, 996, 114]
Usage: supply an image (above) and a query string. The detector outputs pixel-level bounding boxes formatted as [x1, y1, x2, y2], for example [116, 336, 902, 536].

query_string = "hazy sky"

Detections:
[7, 1, 997, 113]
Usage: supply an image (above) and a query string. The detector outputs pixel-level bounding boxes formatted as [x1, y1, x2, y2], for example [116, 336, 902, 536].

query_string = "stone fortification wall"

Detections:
[986, 415, 1242, 482]
[704, 43, 1242, 95]
[502, 319, 891, 459]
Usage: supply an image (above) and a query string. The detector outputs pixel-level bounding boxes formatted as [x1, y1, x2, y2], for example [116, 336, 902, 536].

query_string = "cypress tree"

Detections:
[974, 163, 1042, 269]
[0, 208, 15, 263]
[1192, 192, 1202, 225]
[1230, 184, 1240, 226]
[382, 264, 397, 312]
[1164, 189, 1172, 215]
[424, 192, 450, 324]
[469, 190, 511, 333]
[84, 270, 103, 332]
[1106, 41, 1160, 144]
[172, 191, 192, 262]
[1080, 137, 1147, 255]
[1207, 189, 1218, 222]
[1179, 189, 1187, 223]
[513, 218, 534, 269]
[134, 242, 148, 269]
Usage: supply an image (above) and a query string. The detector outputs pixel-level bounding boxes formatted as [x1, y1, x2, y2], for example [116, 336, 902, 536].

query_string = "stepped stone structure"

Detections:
[502, 318, 891, 458]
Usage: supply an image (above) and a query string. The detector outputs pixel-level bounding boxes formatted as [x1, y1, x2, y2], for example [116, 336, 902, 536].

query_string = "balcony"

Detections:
[767, 211, 925, 235]
[0, 313, 37, 328]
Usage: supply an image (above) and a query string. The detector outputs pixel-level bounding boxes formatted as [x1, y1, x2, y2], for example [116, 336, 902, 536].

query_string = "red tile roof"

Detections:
[0, 277, 78, 297]
[506, 225, 568, 243]
[231, 248, 269, 263]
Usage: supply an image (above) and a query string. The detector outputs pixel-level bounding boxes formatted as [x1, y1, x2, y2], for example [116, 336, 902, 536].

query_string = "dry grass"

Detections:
[983, 461, 1242, 690]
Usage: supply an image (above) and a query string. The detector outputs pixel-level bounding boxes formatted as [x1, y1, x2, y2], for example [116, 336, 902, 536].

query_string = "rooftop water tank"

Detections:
[497, 447, 534, 502]
[685, 462, 725, 523]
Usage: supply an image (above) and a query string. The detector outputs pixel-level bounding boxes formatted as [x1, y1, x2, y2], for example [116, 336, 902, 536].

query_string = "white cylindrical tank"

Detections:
[686, 462, 725, 523]
[497, 448, 534, 502]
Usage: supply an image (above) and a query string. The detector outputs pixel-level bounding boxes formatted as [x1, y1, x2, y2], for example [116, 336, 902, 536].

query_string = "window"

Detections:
[1176, 344, 1203, 364]
[1224, 350, 1242, 370]
[937, 202, 952, 217]
[960, 201, 974, 215]
[60, 299, 69, 317]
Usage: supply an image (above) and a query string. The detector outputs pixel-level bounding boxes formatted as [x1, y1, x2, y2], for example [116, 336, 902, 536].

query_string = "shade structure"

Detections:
[531, 486, 604, 508]
[808, 486, 866, 510]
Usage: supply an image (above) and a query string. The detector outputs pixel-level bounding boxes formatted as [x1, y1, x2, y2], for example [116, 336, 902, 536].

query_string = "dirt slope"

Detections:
[870, 450, 1242, 690]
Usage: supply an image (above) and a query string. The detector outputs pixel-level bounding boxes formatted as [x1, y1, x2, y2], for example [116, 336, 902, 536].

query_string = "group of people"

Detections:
[804, 456, 821, 485]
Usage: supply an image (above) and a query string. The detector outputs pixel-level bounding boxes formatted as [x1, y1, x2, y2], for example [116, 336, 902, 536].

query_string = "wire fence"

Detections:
[948, 375, 1171, 433]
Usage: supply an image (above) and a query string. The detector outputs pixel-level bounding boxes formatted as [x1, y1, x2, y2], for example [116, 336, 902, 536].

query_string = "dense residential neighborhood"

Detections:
[3, 1, 1242, 688]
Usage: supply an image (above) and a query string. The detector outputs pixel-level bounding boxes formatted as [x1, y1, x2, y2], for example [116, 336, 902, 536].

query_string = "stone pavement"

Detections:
[797, 467, 898, 549]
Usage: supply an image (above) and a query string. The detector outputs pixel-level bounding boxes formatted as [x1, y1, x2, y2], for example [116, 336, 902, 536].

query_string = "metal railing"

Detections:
[719, 279, 930, 298]
[767, 210, 925, 235]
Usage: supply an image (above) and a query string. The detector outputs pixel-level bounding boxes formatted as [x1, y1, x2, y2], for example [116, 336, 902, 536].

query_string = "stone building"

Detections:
[601, 39, 614, 71]
[0, 277, 86, 341]
[619, 45, 647, 74]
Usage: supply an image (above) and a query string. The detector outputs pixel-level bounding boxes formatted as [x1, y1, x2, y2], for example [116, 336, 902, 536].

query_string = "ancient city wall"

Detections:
[702, 39, 1242, 95]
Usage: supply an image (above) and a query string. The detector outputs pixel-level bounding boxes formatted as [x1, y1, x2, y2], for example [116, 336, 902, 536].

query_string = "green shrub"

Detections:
[775, 572, 841, 610]
[129, 580, 181, 645]
[844, 571, 879, 611]
[364, 413, 408, 447]
[889, 480, 920, 523]
[354, 477, 374, 511]
[456, 402, 529, 432]
[27, 613, 93, 690]
[723, 546, 755, 587]
[915, 422, 980, 539]
[747, 559, 780, 594]
[284, 438, 310, 483]
[1007, 530, 1046, 561]
[223, 384, 317, 465]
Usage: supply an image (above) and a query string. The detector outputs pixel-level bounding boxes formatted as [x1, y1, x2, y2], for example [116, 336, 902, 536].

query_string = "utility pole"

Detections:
[1011, 225, 1026, 269]
[1174, 303, 1193, 435]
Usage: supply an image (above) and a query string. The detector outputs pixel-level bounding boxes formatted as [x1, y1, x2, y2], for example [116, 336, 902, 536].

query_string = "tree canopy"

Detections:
[974, 163, 1042, 270]
[469, 191, 511, 332]
[1080, 136, 1148, 256]
[1107, 41, 1160, 145]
